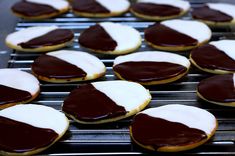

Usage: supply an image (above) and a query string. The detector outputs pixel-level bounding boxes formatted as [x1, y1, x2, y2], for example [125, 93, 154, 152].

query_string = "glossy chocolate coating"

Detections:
[131, 113, 207, 150]
[198, 74, 235, 103]
[0, 85, 32, 105]
[19, 29, 74, 49]
[191, 44, 235, 71]
[12, 0, 58, 17]
[32, 55, 87, 79]
[0, 116, 58, 153]
[145, 23, 198, 47]
[79, 24, 117, 51]
[71, 0, 110, 13]
[131, 3, 181, 17]
[192, 6, 233, 22]
[113, 62, 187, 82]
[62, 84, 126, 121]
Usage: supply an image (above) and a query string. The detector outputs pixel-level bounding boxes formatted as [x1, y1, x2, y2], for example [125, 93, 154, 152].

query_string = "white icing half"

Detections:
[92, 81, 151, 112]
[99, 22, 141, 51]
[137, 0, 190, 11]
[6, 26, 58, 46]
[0, 104, 68, 135]
[113, 51, 190, 68]
[141, 104, 216, 135]
[96, 0, 130, 12]
[26, 0, 69, 10]
[47, 50, 106, 77]
[207, 3, 235, 19]
[161, 19, 212, 43]
[210, 40, 235, 61]
[0, 69, 39, 95]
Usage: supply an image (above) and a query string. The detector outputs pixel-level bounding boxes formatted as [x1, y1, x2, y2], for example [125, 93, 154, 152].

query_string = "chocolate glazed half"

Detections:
[131, 3, 181, 17]
[62, 84, 126, 122]
[131, 114, 207, 150]
[113, 61, 187, 82]
[0, 116, 58, 153]
[145, 23, 198, 47]
[12, 0, 59, 17]
[19, 29, 74, 49]
[71, 0, 110, 13]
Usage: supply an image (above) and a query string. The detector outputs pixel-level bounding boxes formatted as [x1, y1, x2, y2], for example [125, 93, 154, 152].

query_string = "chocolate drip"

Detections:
[12, 0, 58, 17]
[62, 84, 126, 121]
[192, 6, 233, 22]
[32, 55, 87, 79]
[0, 116, 58, 153]
[145, 23, 198, 47]
[79, 24, 117, 51]
[131, 114, 207, 150]
[191, 44, 235, 71]
[71, 0, 110, 13]
[113, 62, 187, 82]
[19, 29, 74, 49]
[0, 85, 32, 105]
[131, 3, 181, 16]
[198, 74, 235, 103]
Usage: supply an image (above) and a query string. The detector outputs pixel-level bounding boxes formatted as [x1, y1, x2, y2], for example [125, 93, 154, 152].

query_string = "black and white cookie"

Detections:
[32, 50, 106, 83]
[71, 0, 130, 17]
[131, 0, 190, 21]
[79, 22, 142, 55]
[0, 69, 40, 109]
[62, 81, 151, 124]
[0, 104, 69, 155]
[130, 104, 217, 152]
[11, 0, 69, 20]
[197, 74, 235, 107]
[190, 40, 235, 74]
[113, 51, 190, 85]
[145, 19, 212, 51]
[6, 26, 74, 52]
[192, 3, 235, 26]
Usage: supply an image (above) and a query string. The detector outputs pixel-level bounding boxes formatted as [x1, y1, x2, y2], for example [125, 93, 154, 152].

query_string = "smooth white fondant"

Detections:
[113, 51, 190, 68]
[26, 0, 69, 10]
[47, 50, 106, 77]
[0, 69, 39, 95]
[99, 22, 141, 51]
[96, 0, 130, 12]
[162, 19, 212, 43]
[138, 0, 190, 11]
[0, 104, 68, 135]
[141, 104, 216, 135]
[92, 81, 151, 112]
[210, 40, 235, 61]
[6, 26, 58, 46]
[207, 3, 235, 19]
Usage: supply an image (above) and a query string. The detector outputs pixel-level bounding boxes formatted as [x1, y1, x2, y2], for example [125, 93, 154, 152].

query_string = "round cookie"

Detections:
[71, 0, 130, 17]
[144, 19, 212, 51]
[192, 3, 235, 26]
[0, 69, 40, 109]
[79, 22, 142, 55]
[113, 51, 190, 85]
[197, 74, 235, 107]
[0, 104, 69, 155]
[11, 0, 69, 20]
[190, 40, 235, 74]
[32, 50, 106, 83]
[6, 26, 74, 52]
[130, 104, 218, 152]
[131, 0, 190, 21]
[62, 81, 151, 124]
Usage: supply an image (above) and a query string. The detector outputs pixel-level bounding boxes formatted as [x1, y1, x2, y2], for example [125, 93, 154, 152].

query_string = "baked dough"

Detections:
[130, 104, 218, 152]
[0, 69, 40, 109]
[32, 50, 106, 83]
